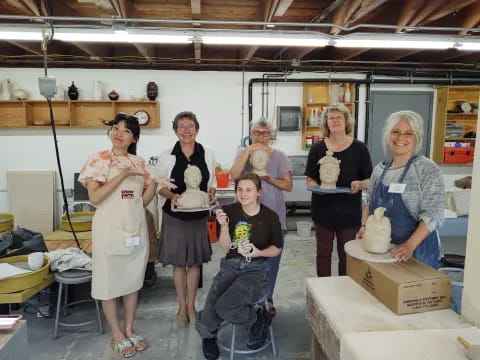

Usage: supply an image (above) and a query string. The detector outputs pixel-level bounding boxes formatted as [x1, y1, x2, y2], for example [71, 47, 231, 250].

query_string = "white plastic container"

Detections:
[296, 221, 312, 238]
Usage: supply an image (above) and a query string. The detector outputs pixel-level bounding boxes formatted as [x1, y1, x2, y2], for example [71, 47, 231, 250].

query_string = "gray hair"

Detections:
[319, 103, 354, 137]
[382, 110, 424, 154]
[250, 118, 273, 135]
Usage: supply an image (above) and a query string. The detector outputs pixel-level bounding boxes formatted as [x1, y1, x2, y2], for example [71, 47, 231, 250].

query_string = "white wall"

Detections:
[0, 68, 472, 215]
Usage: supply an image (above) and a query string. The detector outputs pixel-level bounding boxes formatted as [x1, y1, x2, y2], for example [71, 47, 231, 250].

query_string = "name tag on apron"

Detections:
[388, 183, 406, 194]
[125, 235, 140, 247]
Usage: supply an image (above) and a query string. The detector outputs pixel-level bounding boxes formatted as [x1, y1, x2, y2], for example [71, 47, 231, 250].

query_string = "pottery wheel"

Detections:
[344, 239, 397, 263]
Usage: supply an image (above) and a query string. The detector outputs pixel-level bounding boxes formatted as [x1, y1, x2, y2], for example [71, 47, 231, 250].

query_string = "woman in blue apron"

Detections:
[360, 110, 445, 268]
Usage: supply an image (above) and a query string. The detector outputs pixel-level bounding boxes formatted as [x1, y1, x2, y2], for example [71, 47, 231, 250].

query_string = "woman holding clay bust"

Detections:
[230, 119, 292, 317]
[152, 111, 216, 327]
[358, 110, 445, 268]
[305, 103, 372, 277]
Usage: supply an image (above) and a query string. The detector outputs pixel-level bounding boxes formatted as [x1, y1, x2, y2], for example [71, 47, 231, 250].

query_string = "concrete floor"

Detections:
[14, 230, 323, 360]
[11, 218, 466, 360]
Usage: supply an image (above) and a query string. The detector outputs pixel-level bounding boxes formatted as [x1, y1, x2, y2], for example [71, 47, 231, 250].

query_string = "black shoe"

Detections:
[247, 306, 272, 350]
[202, 337, 219, 360]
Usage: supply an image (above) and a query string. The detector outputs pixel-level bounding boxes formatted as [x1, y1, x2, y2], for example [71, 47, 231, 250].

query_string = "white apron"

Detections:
[91, 167, 148, 300]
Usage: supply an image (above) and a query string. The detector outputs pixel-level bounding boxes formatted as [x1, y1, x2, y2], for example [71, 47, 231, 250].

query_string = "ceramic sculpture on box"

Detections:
[177, 165, 210, 208]
[68, 82, 79, 100]
[317, 150, 341, 189]
[249, 150, 270, 177]
[362, 207, 391, 254]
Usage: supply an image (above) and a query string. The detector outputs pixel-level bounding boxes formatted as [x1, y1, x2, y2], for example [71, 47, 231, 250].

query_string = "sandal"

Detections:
[111, 339, 136, 358]
[128, 334, 148, 351]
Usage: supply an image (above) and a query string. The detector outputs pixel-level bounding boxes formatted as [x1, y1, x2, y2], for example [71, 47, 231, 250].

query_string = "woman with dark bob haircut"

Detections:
[79, 113, 175, 358]
[152, 111, 217, 328]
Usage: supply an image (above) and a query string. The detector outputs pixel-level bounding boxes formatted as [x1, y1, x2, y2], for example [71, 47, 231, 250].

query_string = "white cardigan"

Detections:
[151, 144, 217, 210]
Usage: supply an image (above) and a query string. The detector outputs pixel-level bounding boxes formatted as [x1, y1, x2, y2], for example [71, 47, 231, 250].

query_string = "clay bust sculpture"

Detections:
[177, 165, 210, 208]
[317, 150, 341, 189]
[249, 150, 270, 177]
[362, 207, 392, 254]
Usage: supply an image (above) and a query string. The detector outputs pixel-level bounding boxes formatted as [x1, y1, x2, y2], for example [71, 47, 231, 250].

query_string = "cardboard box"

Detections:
[347, 255, 451, 315]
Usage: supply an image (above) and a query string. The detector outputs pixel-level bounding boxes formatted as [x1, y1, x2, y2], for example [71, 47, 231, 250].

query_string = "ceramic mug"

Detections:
[28, 252, 44, 271]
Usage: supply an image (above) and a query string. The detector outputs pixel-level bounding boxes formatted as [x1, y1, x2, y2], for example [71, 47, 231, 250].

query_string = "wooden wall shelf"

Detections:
[432, 86, 479, 165]
[0, 100, 160, 128]
[302, 83, 355, 150]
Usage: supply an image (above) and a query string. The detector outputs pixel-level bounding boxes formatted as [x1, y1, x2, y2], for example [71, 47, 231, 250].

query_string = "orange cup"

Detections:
[215, 172, 229, 188]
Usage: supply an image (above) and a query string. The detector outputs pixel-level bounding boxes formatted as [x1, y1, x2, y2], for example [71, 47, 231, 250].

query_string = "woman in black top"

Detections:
[305, 104, 372, 277]
[154, 111, 217, 327]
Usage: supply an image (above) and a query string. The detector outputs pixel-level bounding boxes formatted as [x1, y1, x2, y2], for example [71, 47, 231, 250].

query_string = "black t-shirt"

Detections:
[223, 203, 282, 260]
[163, 141, 210, 220]
[305, 139, 372, 228]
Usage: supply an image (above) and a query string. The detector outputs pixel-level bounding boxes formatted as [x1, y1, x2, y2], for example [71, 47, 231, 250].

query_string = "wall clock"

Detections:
[134, 110, 150, 125]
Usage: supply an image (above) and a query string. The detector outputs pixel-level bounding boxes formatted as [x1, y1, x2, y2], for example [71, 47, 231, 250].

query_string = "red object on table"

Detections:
[443, 147, 473, 164]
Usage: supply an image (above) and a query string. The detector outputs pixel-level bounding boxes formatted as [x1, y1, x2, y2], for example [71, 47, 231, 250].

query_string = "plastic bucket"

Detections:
[296, 221, 312, 238]
[215, 172, 230, 188]
[439, 267, 464, 314]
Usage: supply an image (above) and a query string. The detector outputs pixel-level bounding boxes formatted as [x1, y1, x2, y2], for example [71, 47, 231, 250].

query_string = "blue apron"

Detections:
[370, 156, 440, 268]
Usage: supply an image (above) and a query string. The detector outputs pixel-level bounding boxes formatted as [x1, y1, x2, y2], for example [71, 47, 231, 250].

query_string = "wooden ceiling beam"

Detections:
[347, 0, 388, 25]
[194, 42, 201, 63]
[396, 0, 424, 32]
[459, 1, 480, 35]
[135, 43, 156, 62]
[311, 0, 345, 24]
[242, 0, 286, 62]
[418, 0, 478, 26]
[71, 42, 108, 58]
[274, 0, 294, 17]
[405, 0, 446, 28]
[7, 41, 42, 56]
[5, 0, 35, 15]
[191, 0, 201, 19]
[20, 0, 41, 16]
[381, 49, 423, 62]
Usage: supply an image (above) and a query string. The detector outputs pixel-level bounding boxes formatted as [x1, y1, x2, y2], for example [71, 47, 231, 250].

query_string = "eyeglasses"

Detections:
[391, 130, 415, 139]
[177, 125, 196, 132]
[251, 130, 270, 137]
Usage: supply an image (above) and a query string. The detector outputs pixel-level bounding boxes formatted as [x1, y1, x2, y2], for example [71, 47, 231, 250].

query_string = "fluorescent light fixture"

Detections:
[0, 25, 44, 41]
[54, 28, 192, 44]
[334, 33, 455, 49]
[201, 31, 330, 47]
[456, 42, 480, 51]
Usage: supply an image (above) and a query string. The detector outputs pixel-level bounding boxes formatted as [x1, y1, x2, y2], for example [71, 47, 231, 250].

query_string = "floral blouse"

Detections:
[79, 150, 152, 190]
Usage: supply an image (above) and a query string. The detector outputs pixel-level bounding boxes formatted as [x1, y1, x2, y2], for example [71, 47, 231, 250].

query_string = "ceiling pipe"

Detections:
[0, 15, 479, 34]
[247, 75, 480, 128]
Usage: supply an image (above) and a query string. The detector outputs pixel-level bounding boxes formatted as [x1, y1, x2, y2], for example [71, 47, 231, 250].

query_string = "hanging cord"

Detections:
[41, 26, 81, 249]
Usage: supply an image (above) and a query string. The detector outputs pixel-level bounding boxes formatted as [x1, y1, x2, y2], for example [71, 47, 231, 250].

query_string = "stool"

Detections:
[53, 269, 104, 339]
[217, 299, 277, 360]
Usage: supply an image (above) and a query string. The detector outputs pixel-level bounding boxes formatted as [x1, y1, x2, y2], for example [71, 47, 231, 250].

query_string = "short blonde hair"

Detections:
[319, 103, 354, 137]
[382, 110, 424, 154]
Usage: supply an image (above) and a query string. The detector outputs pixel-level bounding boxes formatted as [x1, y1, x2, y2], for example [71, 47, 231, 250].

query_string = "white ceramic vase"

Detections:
[92, 80, 103, 100]
[1, 79, 12, 100]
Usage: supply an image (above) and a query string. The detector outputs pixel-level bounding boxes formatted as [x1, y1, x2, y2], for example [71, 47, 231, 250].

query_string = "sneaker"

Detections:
[247, 306, 272, 350]
[202, 337, 219, 360]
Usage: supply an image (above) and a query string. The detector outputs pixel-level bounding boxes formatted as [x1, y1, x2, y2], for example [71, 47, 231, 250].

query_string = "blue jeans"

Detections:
[196, 257, 269, 339]
[267, 230, 285, 301]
